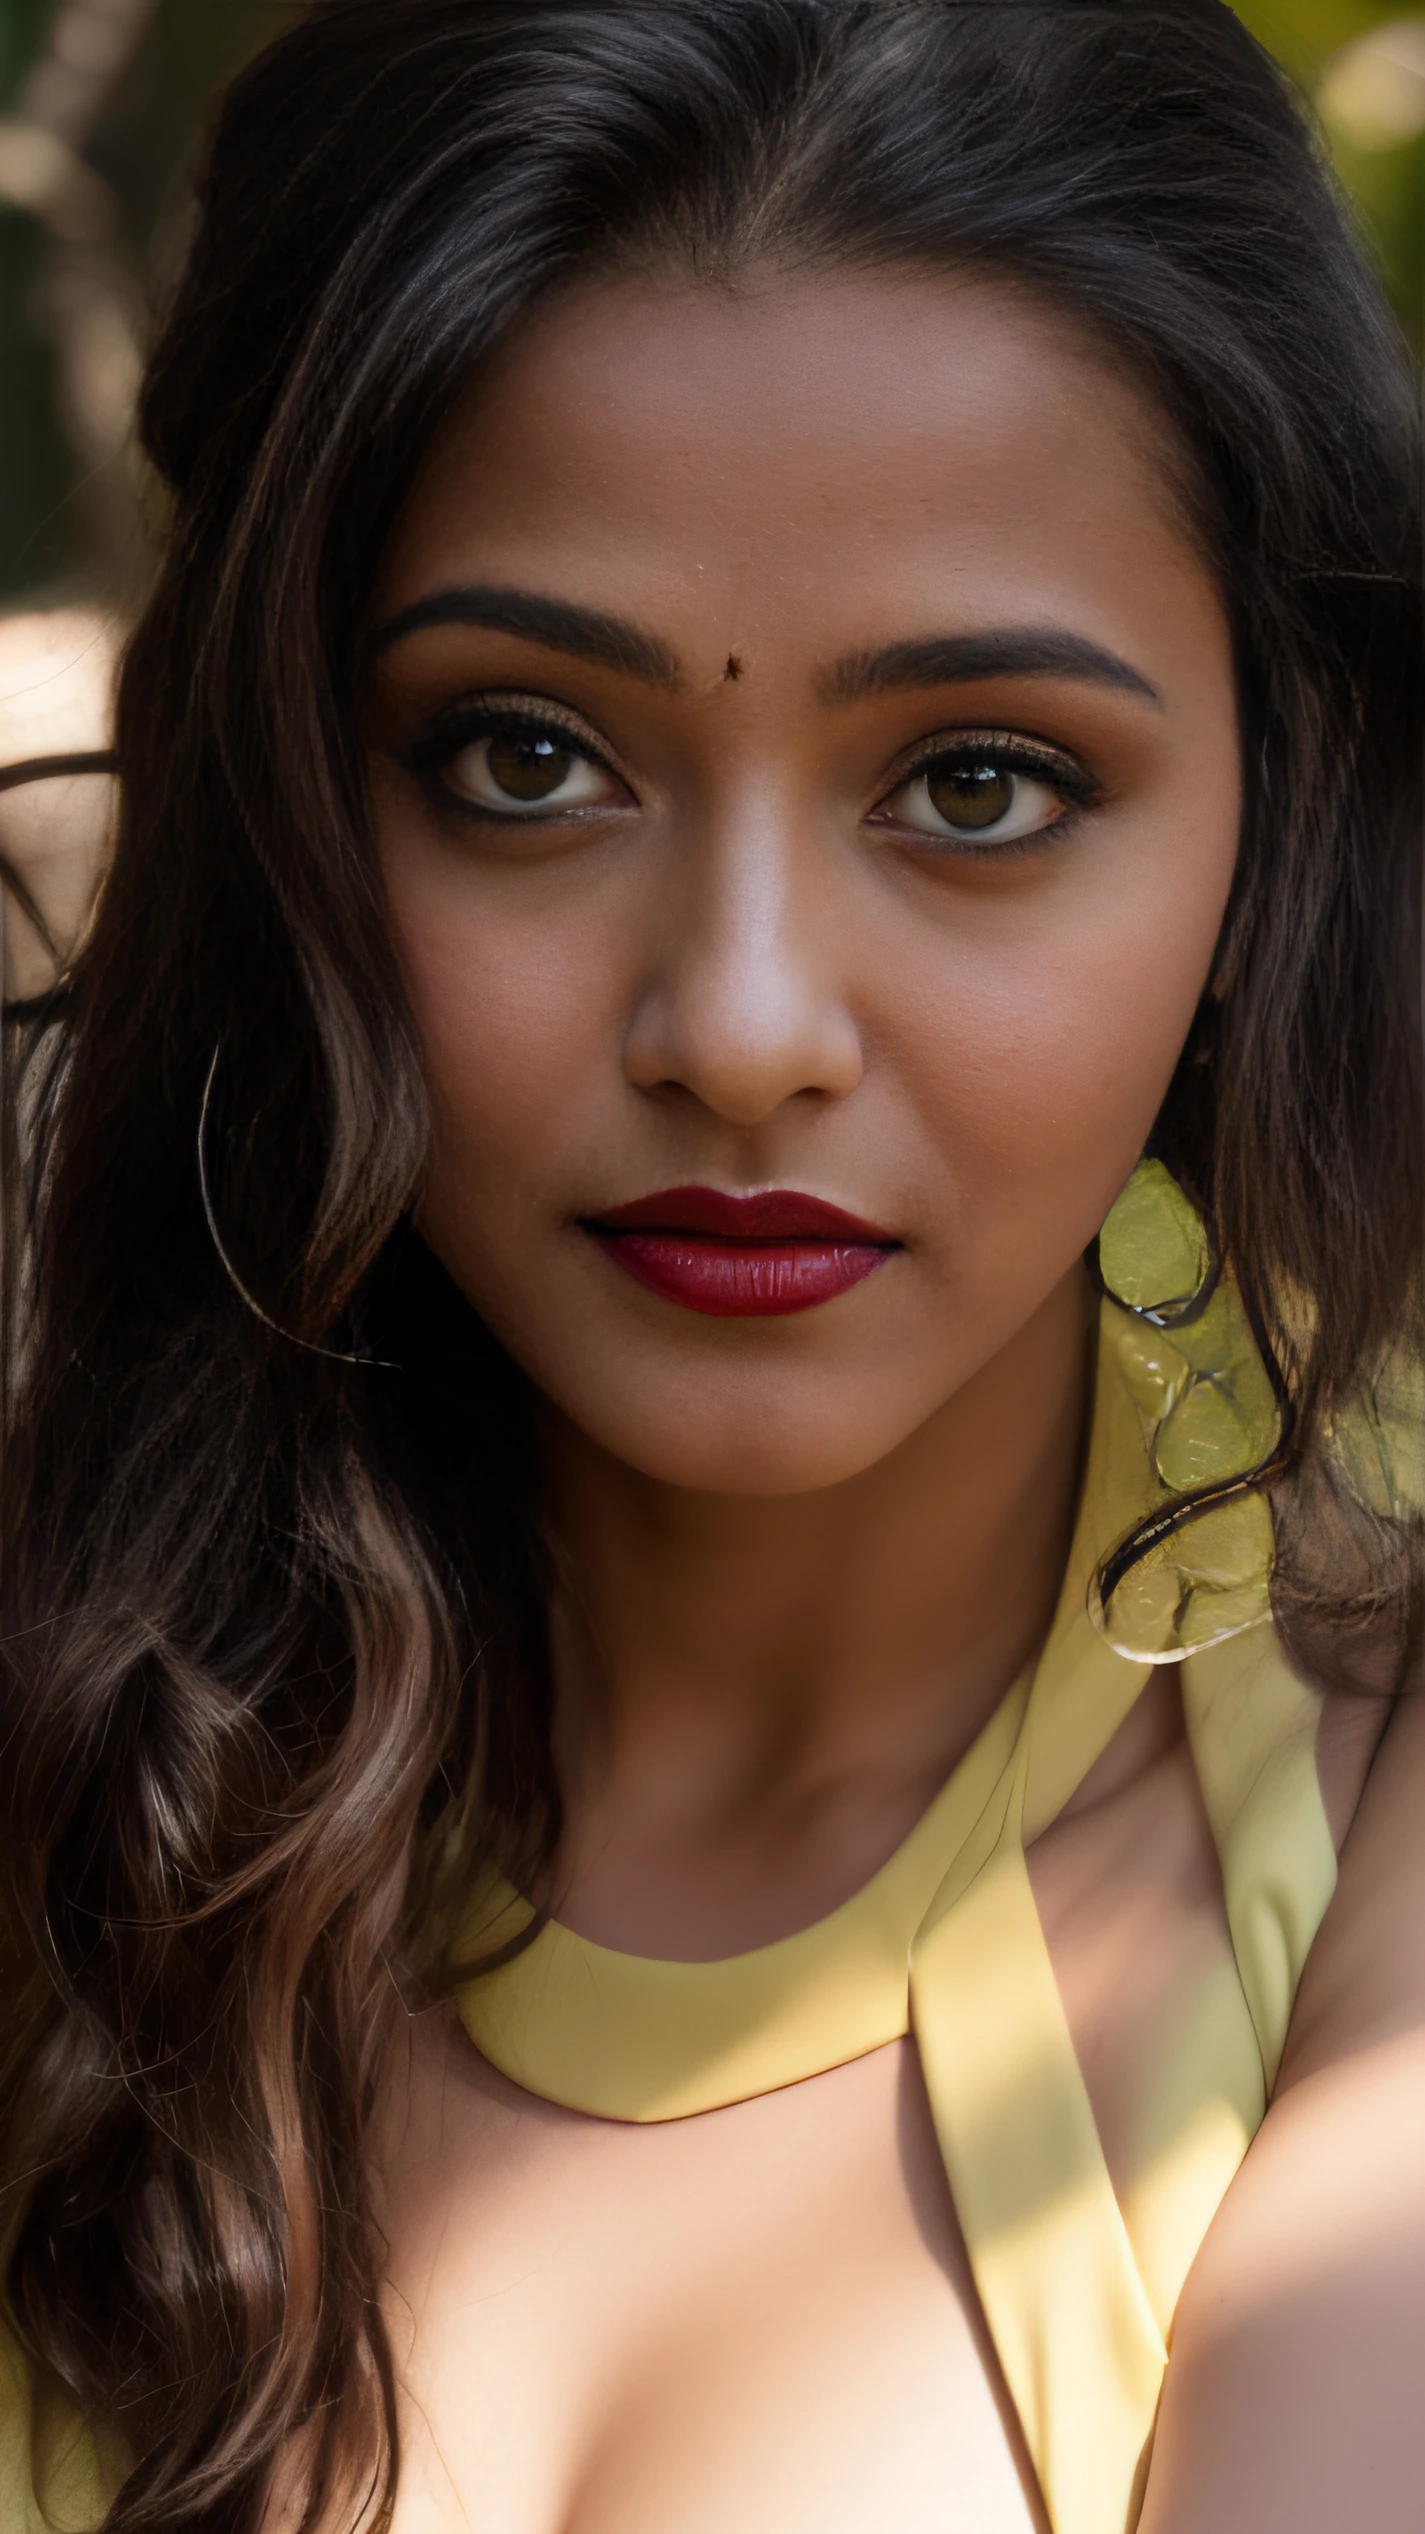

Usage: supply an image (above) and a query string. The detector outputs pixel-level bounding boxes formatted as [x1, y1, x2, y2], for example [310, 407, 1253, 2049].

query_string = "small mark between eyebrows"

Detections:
[822, 627, 1162, 708]
[365, 583, 683, 691]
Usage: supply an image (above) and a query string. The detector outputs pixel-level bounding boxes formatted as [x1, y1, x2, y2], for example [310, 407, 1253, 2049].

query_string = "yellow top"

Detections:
[0, 1240, 1344, 2534]
[454, 1272, 1335, 2534]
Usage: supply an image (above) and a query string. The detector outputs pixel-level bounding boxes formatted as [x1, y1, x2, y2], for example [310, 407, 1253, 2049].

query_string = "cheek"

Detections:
[417, 947, 582, 1150]
[881, 797, 1238, 1270]
[383, 849, 628, 1221]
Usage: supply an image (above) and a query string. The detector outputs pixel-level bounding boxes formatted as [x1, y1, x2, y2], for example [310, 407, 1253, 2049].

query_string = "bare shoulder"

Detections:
[1138, 1687, 1425, 2534]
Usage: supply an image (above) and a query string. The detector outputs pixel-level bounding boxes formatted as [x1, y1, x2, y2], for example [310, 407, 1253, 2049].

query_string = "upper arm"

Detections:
[1138, 1687, 1425, 2534]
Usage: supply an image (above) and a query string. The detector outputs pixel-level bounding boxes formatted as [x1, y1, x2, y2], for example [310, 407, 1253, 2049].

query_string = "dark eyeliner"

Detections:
[399, 697, 600, 775]
[397, 692, 626, 823]
[869, 724, 1102, 858]
[893, 727, 1100, 807]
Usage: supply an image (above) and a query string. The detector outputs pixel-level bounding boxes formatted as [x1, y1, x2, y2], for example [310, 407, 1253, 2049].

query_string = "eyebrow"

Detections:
[821, 628, 1161, 708]
[365, 584, 682, 690]
[367, 584, 1160, 713]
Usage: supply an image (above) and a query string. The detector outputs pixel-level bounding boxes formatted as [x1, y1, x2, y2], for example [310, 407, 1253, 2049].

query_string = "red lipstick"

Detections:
[585, 1185, 899, 1317]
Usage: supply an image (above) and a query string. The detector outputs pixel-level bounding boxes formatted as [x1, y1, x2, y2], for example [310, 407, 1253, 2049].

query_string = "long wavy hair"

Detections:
[2, 3, 1420, 2527]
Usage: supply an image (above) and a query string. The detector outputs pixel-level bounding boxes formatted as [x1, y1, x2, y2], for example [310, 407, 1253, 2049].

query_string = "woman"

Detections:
[2, 2, 1421, 2528]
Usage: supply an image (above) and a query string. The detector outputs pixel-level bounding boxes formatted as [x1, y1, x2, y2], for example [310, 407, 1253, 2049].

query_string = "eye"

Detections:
[413, 704, 629, 820]
[876, 742, 1085, 849]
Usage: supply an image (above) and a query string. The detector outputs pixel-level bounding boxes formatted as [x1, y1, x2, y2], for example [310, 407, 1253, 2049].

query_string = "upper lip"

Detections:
[587, 1185, 899, 1243]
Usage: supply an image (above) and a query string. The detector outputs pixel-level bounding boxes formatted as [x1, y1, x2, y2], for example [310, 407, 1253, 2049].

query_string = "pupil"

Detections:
[928, 761, 1013, 830]
[488, 730, 572, 802]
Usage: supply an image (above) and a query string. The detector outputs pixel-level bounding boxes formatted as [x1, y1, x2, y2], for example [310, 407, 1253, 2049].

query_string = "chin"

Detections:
[562, 1375, 938, 1498]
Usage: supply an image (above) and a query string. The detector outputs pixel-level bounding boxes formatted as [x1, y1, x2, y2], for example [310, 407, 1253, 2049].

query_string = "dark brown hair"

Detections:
[2, 3, 1420, 2527]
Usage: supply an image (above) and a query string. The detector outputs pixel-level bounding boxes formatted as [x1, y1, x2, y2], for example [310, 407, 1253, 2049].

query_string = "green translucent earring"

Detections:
[1090, 1159, 1284, 1661]
[1094, 1156, 1214, 1326]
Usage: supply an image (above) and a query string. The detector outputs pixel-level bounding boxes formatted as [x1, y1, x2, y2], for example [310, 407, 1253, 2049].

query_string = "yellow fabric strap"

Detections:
[914, 1844, 1166, 2534]
[910, 1614, 1331, 2534]
[906, 1510, 1167, 2534]
[1181, 1625, 1337, 2091]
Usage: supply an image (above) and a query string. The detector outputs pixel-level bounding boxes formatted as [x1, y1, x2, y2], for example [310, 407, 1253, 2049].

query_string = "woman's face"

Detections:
[365, 264, 1240, 1494]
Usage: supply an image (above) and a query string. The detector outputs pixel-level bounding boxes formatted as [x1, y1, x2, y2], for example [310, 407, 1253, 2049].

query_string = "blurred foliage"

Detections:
[0, 0, 1420, 603]
[0, 0, 49, 94]
[80, 1, 280, 252]
[1235, 0, 1425, 331]
[0, 0, 278, 598]
[1239, 0, 1406, 51]
[1, 0, 75, 597]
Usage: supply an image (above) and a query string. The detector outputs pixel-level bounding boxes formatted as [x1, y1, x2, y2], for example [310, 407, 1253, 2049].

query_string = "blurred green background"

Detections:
[0, 0, 1421, 606]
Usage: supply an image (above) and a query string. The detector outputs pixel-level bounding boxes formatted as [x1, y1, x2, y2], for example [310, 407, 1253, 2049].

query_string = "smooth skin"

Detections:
[359, 265, 1403, 2534]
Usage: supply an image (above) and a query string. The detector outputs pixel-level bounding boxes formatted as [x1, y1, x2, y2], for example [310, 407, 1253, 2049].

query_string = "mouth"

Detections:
[581, 1185, 901, 1318]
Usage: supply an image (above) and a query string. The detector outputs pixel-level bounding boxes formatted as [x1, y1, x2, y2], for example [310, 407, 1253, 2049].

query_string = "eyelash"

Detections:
[402, 698, 621, 807]
[403, 698, 1099, 849]
[877, 729, 1099, 854]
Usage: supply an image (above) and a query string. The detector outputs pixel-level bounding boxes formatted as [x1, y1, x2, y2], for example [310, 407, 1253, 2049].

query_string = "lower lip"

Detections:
[590, 1230, 893, 1317]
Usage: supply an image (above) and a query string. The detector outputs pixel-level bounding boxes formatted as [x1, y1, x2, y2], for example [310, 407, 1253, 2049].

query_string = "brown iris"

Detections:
[926, 761, 1014, 830]
[487, 730, 575, 801]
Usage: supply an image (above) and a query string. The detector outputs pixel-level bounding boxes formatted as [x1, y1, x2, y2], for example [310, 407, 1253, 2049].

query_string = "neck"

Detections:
[541, 1267, 1093, 1957]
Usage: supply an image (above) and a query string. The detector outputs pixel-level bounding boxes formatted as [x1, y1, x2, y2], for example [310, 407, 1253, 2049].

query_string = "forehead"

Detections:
[380, 261, 1215, 661]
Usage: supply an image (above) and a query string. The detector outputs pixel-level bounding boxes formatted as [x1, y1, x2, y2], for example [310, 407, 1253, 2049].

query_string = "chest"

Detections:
[374, 1732, 1239, 2534]
[382, 2037, 1043, 2534]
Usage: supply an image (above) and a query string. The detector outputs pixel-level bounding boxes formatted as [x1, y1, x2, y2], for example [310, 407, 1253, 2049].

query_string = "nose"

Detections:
[622, 793, 864, 1128]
